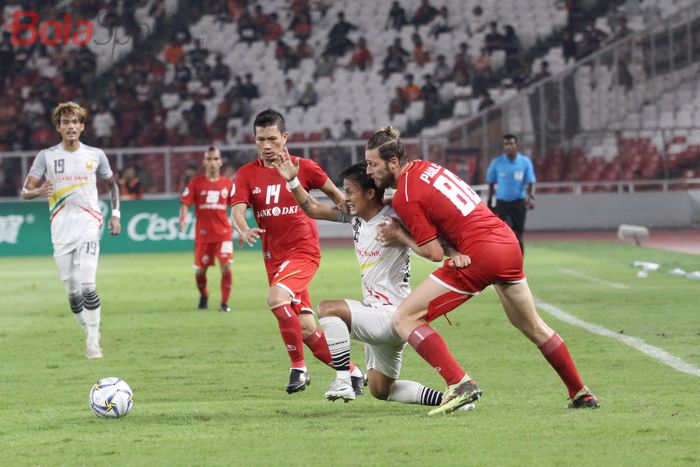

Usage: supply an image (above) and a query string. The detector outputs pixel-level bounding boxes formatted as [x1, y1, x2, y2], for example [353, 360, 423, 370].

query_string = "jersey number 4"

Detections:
[433, 169, 480, 216]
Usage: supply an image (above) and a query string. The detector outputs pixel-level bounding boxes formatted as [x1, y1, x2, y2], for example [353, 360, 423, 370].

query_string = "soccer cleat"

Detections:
[219, 303, 231, 313]
[86, 336, 102, 359]
[350, 371, 367, 396]
[427, 376, 482, 416]
[286, 369, 310, 394]
[325, 378, 356, 402]
[198, 296, 208, 310]
[455, 403, 476, 412]
[569, 387, 600, 409]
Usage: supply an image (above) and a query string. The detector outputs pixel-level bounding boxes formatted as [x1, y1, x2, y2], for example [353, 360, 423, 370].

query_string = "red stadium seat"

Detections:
[288, 132, 306, 142]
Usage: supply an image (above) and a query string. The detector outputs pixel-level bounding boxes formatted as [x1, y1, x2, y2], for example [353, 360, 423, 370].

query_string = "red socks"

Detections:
[408, 324, 466, 385]
[270, 304, 305, 368]
[221, 269, 232, 305]
[538, 333, 585, 398]
[198, 269, 231, 304]
[303, 329, 333, 366]
[195, 271, 208, 298]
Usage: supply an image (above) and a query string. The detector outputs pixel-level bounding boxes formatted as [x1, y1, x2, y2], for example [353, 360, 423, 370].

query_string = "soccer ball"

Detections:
[88, 377, 134, 418]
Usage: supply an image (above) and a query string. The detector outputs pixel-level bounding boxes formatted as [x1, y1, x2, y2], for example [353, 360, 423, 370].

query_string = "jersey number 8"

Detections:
[433, 169, 480, 217]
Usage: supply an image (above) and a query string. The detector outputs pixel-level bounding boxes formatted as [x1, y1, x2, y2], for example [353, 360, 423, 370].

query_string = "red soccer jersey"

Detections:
[231, 155, 328, 264]
[181, 175, 235, 243]
[392, 160, 517, 254]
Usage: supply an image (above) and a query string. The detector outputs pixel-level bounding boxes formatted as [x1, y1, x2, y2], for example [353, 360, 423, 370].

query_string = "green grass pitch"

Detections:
[1, 241, 699, 466]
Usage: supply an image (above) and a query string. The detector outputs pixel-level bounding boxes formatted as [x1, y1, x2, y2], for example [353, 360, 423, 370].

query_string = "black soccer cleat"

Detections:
[198, 296, 208, 310]
[286, 369, 310, 394]
[219, 303, 231, 313]
[569, 387, 600, 409]
[351, 371, 367, 396]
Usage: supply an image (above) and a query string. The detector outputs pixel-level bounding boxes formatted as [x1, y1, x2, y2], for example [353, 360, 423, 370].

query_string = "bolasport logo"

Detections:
[2, 9, 151, 57]
[3, 11, 93, 46]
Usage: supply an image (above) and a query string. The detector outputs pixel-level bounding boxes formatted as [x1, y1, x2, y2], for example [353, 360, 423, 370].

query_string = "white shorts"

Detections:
[345, 299, 406, 380]
[54, 240, 100, 288]
[53, 223, 101, 257]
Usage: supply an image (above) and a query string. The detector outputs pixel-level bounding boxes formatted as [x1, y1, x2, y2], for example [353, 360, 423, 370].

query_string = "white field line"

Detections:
[557, 268, 629, 289]
[536, 299, 700, 377]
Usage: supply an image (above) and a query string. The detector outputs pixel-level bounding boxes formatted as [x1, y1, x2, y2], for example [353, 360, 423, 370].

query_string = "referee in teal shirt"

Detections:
[487, 134, 536, 253]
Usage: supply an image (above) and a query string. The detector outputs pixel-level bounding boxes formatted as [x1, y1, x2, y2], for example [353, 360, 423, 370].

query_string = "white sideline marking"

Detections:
[536, 299, 700, 377]
[558, 268, 629, 289]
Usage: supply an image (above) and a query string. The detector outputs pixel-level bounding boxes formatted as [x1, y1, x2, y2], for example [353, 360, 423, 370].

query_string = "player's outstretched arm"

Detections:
[295, 187, 344, 222]
[319, 177, 345, 207]
[377, 217, 422, 254]
[272, 148, 342, 222]
[378, 219, 444, 262]
[21, 176, 53, 200]
[105, 175, 121, 235]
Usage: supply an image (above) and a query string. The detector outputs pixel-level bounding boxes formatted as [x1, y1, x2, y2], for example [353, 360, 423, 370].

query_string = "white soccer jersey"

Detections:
[351, 205, 411, 306]
[28, 142, 113, 256]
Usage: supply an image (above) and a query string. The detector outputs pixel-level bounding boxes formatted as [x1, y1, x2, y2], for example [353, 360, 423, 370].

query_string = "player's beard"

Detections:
[373, 171, 394, 190]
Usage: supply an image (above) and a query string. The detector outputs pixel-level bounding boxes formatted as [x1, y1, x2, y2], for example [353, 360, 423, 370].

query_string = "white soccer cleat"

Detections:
[86, 336, 103, 359]
[454, 402, 476, 413]
[325, 378, 356, 402]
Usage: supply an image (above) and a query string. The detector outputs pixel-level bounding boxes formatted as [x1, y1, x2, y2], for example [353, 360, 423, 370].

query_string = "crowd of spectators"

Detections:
[1, 1, 642, 153]
[0, 0, 664, 198]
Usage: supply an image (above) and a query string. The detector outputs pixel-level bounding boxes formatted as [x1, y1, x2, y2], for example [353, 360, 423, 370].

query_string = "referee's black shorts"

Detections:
[494, 199, 527, 239]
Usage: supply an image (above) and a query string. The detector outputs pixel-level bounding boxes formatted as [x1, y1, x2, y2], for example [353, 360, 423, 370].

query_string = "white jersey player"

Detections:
[351, 204, 410, 309]
[272, 156, 474, 410]
[21, 102, 121, 359]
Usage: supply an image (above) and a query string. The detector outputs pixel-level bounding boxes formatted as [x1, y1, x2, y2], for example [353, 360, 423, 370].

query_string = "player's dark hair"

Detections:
[253, 109, 286, 134]
[340, 162, 384, 201]
[503, 134, 518, 143]
[365, 126, 407, 164]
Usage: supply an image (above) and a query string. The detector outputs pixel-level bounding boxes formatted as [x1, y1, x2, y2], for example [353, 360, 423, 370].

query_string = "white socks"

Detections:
[74, 311, 87, 334]
[319, 316, 351, 380]
[388, 380, 443, 406]
[83, 306, 101, 339]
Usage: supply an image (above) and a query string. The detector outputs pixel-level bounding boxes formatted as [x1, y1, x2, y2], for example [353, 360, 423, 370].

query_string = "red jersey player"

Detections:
[179, 147, 235, 312]
[231, 109, 365, 394]
[366, 126, 599, 414]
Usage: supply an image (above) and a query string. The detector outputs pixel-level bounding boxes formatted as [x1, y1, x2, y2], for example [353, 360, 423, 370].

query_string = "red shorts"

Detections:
[194, 241, 234, 269]
[426, 241, 525, 322]
[267, 256, 319, 313]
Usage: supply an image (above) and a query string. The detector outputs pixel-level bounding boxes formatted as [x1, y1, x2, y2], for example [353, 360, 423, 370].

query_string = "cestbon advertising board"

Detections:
[0, 198, 258, 256]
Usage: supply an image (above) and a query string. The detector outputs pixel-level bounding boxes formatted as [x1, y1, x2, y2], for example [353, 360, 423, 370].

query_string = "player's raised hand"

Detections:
[447, 254, 471, 268]
[377, 217, 402, 246]
[240, 227, 265, 247]
[272, 147, 299, 182]
[108, 216, 121, 236]
[39, 180, 54, 197]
